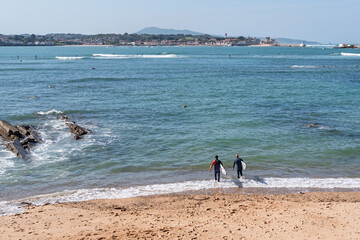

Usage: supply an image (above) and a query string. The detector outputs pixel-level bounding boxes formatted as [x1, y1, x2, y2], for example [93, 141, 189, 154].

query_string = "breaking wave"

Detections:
[1, 177, 359, 216]
[92, 53, 178, 59]
[290, 65, 336, 68]
[55, 56, 85, 60]
[291, 65, 318, 68]
[341, 52, 360, 57]
[36, 109, 63, 115]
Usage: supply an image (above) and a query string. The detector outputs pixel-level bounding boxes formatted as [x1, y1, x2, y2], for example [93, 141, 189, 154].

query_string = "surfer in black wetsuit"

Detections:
[232, 154, 245, 179]
[209, 155, 224, 182]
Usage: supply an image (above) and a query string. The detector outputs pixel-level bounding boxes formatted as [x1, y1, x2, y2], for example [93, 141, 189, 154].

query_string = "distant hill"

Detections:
[260, 37, 323, 45]
[135, 27, 207, 35]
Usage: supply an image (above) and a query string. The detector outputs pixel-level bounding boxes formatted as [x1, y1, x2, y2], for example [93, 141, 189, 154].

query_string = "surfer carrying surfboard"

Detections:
[232, 154, 245, 179]
[209, 155, 224, 182]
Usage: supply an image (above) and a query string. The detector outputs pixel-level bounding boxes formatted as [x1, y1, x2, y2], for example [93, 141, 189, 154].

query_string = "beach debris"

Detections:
[0, 120, 41, 159]
[57, 114, 92, 140]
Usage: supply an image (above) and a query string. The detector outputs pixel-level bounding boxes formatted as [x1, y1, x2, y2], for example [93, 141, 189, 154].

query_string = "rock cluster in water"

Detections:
[57, 114, 92, 140]
[0, 115, 91, 159]
[0, 120, 41, 159]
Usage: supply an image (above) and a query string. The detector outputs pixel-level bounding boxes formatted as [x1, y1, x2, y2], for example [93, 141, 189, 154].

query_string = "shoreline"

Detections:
[1, 191, 359, 239]
[1, 175, 360, 217]
[0, 44, 349, 48]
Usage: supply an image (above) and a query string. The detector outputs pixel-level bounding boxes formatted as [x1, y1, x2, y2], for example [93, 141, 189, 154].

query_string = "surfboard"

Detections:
[220, 165, 226, 175]
[242, 161, 246, 171]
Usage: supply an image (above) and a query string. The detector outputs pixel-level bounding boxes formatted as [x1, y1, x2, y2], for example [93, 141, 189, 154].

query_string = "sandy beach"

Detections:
[1, 191, 359, 240]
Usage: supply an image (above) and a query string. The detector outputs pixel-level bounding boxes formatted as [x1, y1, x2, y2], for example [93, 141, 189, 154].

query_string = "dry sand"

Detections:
[1, 192, 360, 240]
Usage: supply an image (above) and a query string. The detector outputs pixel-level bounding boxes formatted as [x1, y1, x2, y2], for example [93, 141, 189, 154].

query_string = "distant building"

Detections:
[335, 43, 355, 49]
[261, 37, 278, 45]
[234, 41, 247, 46]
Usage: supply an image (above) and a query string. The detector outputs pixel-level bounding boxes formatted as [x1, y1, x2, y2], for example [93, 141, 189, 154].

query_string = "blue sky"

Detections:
[1, 0, 359, 43]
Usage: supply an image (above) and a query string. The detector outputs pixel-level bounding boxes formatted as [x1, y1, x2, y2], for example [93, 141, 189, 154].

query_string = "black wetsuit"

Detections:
[233, 157, 244, 178]
[211, 159, 223, 182]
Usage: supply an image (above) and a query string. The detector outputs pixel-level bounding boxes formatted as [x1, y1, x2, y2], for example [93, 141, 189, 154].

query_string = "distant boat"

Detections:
[300, 42, 306, 47]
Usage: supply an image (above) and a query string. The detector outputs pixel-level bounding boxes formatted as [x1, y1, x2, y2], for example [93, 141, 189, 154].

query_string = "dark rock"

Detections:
[6, 139, 29, 159]
[16, 125, 29, 137]
[0, 120, 42, 159]
[57, 114, 91, 140]
[67, 123, 91, 140]
[17, 125, 42, 143]
[57, 114, 68, 121]
[0, 128, 12, 141]
[21, 137, 36, 149]
[0, 120, 22, 140]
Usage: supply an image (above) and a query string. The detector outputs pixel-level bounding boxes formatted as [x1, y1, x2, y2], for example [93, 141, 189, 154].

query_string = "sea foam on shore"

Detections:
[1, 177, 359, 216]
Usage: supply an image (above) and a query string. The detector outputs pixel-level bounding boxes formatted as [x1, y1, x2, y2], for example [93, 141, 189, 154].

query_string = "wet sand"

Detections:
[1, 192, 360, 240]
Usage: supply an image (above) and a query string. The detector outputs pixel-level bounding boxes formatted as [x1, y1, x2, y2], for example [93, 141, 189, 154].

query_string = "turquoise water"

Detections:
[1, 46, 360, 212]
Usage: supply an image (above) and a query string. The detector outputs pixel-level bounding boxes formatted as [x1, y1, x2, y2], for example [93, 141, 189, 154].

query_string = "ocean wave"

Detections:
[142, 54, 177, 58]
[290, 65, 336, 68]
[305, 45, 335, 48]
[9, 110, 93, 121]
[26, 118, 71, 164]
[305, 123, 331, 130]
[92, 53, 128, 58]
[291, 65, 318, 68]
[0, 149, 15, 175]
[36, 109, 63, 115]
[1, 177, 359, 216]
[55, 56, 85, 60]
[317, 125, 330, 130]
[340, 52, 360, 57]
[92, 53, 178, 59]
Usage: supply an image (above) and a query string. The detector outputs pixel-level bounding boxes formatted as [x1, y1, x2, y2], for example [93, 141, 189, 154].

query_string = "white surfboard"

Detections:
[220, 165, 226, 175]
[242, 161, 246, 171]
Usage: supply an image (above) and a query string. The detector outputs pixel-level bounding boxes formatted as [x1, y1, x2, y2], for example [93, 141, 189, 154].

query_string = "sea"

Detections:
[1, 46, 360, 216]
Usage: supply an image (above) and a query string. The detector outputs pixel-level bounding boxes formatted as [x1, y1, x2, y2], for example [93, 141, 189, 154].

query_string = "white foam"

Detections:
[0, 149, 15, 175]
[290, 65, 334, 69]
[305, 44, 336, 48]
[1, 177, 359, 216]
[244, 177, 360, 188]
[0, 201, 24, 216]
[36, 109, 63, 115]
[30, 117, 104, 168]
[341, 52, 360, 57]
[291, 65, 317, 68]
[141, 54, 177, 58]
[92, 53, 178, 59]
[56, 56, 85, 60]
[30, 118, 75, 165]
[317, 125, 330, 130]
[92, 53, 128, 58]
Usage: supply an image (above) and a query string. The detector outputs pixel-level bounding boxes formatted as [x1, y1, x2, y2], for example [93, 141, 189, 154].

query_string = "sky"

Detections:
[1, 0, 359, 44]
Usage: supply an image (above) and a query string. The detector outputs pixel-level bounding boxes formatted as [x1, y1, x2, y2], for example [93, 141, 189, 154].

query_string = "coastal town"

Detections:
[1, 33, 359, 48]
[1, 33, 358, 48]
[0, 33, 266, 47]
